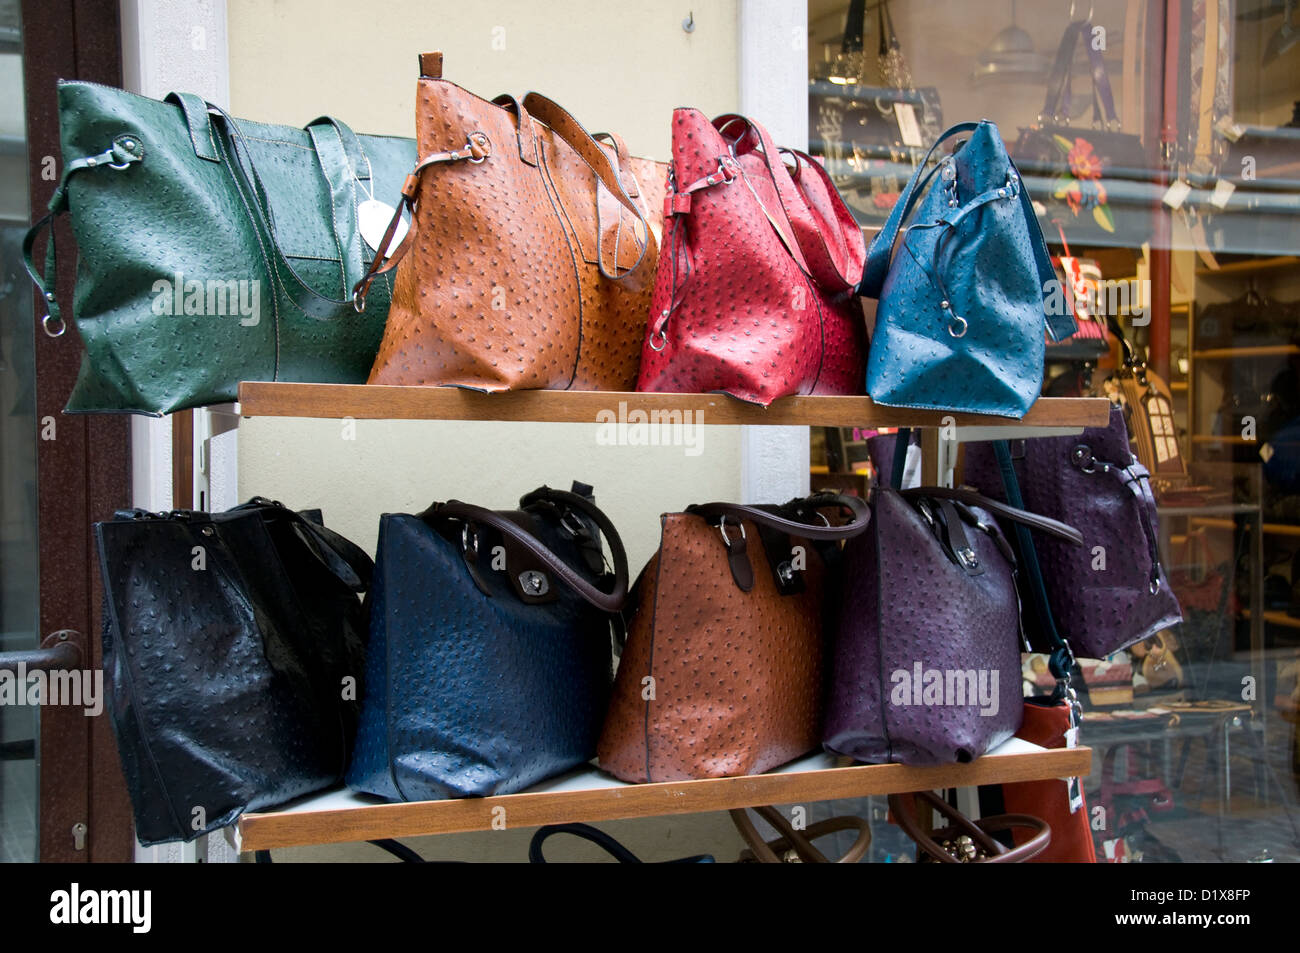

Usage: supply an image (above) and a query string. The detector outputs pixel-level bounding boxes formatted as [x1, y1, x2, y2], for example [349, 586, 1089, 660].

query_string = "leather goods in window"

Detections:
[889, 790, 1051, 862]
[96, 499, 371, 845]
[355, 53, 665, 392]
[23, 81, 416, 415]
[1012, 17, 1154, 249]
[633, 111, 867, 406]
[597, 493, 870, 783]
[824, 485, 1081, 765]
[962, 405, 1183, 660]
[347, 483, 627, 801]
[859, 120, 1077, 417]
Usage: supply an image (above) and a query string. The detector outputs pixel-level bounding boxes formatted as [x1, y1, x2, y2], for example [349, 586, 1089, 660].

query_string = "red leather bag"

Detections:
[635, 111, 866, 406]
[1000, 697, 1097, 863]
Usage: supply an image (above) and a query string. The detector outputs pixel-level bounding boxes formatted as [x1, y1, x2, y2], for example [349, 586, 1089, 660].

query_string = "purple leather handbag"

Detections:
[962, 406, 1182, 660]
[825, 486, 1083, 765]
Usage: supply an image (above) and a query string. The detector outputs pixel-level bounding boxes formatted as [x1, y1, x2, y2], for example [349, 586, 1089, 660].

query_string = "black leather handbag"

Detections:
[96, 498, 371, 845]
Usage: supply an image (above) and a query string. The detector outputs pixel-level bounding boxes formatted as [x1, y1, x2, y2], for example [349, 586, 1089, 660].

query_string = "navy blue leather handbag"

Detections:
[859, 120, 1077, 417]
[347, 484, 628, 802]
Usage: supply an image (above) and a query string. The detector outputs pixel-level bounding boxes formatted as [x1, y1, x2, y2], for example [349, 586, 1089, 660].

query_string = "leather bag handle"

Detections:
[528, 823, 714, 863]
[859, 120, 980, 298]
[711, 114, 864, 293]
[353, 89, 653, 307]
[896, 486, 1084, 545]
[426, 487, 629, 613]
[686, 492, 871, 541]
[166, 94, 379, 320]
[729, 806, 872, 863]
[520, 91, 653, 279]
[889, 790, 1051, 863]
[1041, 20, 1089, 121]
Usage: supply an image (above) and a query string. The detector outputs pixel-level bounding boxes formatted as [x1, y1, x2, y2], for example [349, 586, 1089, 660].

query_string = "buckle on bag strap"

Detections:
[351, 133, 493, 311]
[24, 135, 146, 336]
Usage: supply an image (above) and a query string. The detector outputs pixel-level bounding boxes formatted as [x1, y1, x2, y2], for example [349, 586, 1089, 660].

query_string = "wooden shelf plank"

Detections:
[1192, 345, 1300, 360]
[237, 383, 1111, 429]
[237, 741, 1091, 852]
[1196, 256, 1299, 277]
[1192, 517, 1300, 537]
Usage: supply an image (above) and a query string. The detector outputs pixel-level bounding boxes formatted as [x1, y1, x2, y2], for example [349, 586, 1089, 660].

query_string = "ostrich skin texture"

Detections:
[368, 57, 666, 391]
[961, 405, 1182, 659]
[634, 109, 866, 406]
[824, 489, 1024, 765]
[598, 513, 827, 782]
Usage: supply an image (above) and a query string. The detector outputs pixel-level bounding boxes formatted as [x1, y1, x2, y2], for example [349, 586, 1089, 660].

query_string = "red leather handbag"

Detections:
[635, 110, 866, 406]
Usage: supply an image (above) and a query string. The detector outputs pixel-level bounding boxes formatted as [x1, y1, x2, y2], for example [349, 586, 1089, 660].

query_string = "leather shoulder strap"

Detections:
[859, 120, 981, 298]
[521, 91, 652, 278]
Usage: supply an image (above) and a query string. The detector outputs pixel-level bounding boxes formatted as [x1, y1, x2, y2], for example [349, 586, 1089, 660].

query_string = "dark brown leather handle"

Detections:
[730, 806, 872, 863]
[889, 790, 1051, 863]
[431, 488, 629, 613]
[897, 486, 1083, 545]
[686, 493, 870, 541]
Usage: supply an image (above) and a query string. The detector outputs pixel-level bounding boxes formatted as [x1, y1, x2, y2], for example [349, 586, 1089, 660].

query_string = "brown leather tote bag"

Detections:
[598, 493, 870, 783]
[354, 52, 665, 392]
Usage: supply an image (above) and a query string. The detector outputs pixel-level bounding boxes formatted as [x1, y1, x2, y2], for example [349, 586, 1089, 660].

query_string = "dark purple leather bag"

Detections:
[825, 485, 1083, 765]
[962, 406, 1182, 660]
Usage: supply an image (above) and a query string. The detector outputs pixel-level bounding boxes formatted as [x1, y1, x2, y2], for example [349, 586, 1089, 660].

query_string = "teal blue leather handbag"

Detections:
[23, 81, 416, 415]
[859, 121, 1077, 418]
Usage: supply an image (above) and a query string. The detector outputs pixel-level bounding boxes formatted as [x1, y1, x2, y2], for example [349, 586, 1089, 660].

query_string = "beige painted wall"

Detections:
[227, 0, 748, 861]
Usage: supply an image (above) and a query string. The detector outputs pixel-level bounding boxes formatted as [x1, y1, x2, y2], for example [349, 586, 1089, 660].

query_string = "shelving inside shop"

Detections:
[230, 381, 1105, 854]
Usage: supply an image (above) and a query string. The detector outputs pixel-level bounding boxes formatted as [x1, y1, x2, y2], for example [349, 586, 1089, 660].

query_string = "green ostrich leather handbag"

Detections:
[23, 80, 416, 415]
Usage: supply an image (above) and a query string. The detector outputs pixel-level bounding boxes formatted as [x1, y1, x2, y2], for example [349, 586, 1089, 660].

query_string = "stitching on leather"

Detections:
[532, 104, 646, 275]
[193, 97, 218, 158]
[285, 254, 345, 264]
[642, 515, 668, 783]
[214, 131, 281, 380]
[218, 111, 360, 322]
[309, 126, 349, 294]
[540, 145, 590, 262]
[380, 520, 410, 802]
[536, 146, 585, 389]
[874, 500, 894, 764]
[238, 136, 317, 151]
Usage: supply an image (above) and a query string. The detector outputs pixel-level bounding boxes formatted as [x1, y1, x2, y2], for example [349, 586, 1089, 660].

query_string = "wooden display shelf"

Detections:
[1196, 256, 1299, 277]
[1192, 517, 1300, 537]
[1192, 345, 1300, 360]
[237, 739, 1091, 852]
[237, 383, 1110, 429]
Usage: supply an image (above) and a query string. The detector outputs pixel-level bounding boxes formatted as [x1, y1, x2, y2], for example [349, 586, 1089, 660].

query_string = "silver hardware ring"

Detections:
[718, 518, 747, 547]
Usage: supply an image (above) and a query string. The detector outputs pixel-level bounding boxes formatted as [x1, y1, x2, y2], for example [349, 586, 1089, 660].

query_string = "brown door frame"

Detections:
[23, 0, 134, 862]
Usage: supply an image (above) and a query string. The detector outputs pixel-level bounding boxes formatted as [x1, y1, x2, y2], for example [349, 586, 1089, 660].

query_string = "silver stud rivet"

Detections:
[86, 158, 96, 166]
[940, 299, 950, 310]
[45, 292, 55, 301]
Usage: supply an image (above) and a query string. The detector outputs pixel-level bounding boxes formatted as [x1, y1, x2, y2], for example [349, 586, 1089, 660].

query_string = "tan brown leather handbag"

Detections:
[597, 493, 870, 783]
[354, 52, 666, 392]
